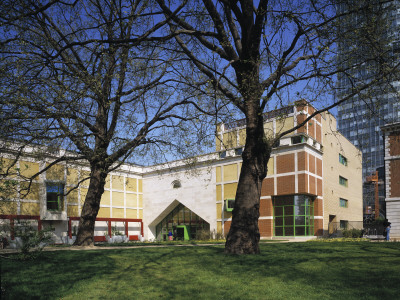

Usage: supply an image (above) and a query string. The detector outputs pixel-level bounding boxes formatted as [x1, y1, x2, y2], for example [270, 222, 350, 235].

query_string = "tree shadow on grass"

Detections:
[1, 250, 117, 299]
[2, 243, 400, 299]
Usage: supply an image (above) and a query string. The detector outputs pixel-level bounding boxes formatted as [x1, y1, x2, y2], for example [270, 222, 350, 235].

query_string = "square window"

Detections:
[46, 183, 64, 211]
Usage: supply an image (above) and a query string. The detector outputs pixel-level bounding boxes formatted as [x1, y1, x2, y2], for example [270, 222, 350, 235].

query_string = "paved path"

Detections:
[0, 240, 297, 254]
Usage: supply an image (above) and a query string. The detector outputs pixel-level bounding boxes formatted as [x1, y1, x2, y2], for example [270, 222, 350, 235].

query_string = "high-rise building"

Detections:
[336, 1, 400, 218]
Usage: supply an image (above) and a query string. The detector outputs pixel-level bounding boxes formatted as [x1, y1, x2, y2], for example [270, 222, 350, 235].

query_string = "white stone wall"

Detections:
[143, 164, 216, 240]
[386, 201, 400, 238]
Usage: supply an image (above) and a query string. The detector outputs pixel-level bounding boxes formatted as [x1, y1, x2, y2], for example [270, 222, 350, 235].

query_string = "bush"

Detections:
[2, 220, 54, 260]
[342, 229, 363, 238]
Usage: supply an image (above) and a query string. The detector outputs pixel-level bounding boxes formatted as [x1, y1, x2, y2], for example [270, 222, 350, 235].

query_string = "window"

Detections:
[340, 220, 348, 230]
[291, 135, 308, 145]
[225, 199, 235, 212]
[273, 195, 314, 237]
[339, 154, 348, 166]
[272, 139, 280, 148]
[339, 176, 348, 187]
[219, 151, 226, 158]
[46, 183, 64, 211]
[234, 148, 243, 156]
[172, 180, 181, 189]
[339, 198, 348, 208]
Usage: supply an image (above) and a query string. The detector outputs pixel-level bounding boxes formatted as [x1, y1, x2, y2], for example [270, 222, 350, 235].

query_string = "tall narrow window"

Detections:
[46, 183, 64, 211]
[339, 198, 348, 208]
[339, 176, 348, 187]
[339, 154, 348, 166]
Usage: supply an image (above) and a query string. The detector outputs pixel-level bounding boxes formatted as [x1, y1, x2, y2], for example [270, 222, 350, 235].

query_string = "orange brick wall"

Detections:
[316, 158, 322, 177]
[317, 179, 323, 196]
[298, 173, 308, 194]
[389, 133, 400, 156]
[316, 124, 322, 143]
[276, 154, 295, 174]
[390, 160, 400, 197]
[277, 175, 295, 194]
[297, 114, 307, 134]
[259, 219, 273, 236]
[314, 219, 323, 236]
[224, 221, 231, 236]
[309, 175, 316, 195]
[260, 198, 273, 217]
[261, 178, 274, 197]
[298, 151, 307, 171]
[309, 154, 316, 174]
[314, 198, 323, 216]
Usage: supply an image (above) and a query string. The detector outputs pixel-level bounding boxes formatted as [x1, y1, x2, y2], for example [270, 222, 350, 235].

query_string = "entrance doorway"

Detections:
[155, 203, 209, 241]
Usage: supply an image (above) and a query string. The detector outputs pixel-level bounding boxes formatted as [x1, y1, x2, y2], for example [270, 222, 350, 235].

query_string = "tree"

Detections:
[156, 0, 399, 254]
[0, 0, 210, 246]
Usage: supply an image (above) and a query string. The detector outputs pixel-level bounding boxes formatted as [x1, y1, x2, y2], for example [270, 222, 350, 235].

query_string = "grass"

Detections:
[1, 241, 399, 299]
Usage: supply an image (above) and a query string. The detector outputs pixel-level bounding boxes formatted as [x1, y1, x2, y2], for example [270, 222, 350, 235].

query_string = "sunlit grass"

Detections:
[2, 242, 399, 299]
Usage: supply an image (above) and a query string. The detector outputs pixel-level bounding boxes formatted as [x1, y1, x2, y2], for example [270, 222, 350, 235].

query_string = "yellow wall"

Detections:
[113, 192, 124, 207]
[101, 191, 110, 206]
[67, 168, 79, 185]
[223, 164, 238, 182]
[46, 163, 64, 181]
[67, 204, 79, 217]
[126, 177, 137, 192]
[276, 116, 294, 135]
[20, 161, 39, 179]
[112, 175, 125, 190]
[223, 131, 237, 149]
[126, 209, 138, 218]
[20, 202, 40, 215]
[216, 166, 221, 183]
[97, 207, 110, 218]
[112, 208, 124, 218]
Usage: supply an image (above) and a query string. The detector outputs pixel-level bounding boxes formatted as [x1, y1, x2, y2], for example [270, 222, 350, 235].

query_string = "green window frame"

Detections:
[339, 198, 348, 208]
[225, 199, 235, 212]
[339, 154, 348, 166]
[46, 183, 64, 211]
[339, 176, 348, 187]
[273, 195, 314, 237]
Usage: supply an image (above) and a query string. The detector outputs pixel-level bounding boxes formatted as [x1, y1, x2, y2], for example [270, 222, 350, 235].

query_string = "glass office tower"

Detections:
[336, 1, 400, 218]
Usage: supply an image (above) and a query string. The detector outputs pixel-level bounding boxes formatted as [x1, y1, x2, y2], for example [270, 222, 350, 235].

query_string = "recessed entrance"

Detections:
[155, 203, 209, 241]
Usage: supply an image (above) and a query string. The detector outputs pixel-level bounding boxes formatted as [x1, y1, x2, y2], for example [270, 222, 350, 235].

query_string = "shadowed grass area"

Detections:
[1, 242, 399, 299]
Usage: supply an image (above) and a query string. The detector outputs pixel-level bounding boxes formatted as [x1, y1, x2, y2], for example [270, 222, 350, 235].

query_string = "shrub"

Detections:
[342, 229, 363, 238]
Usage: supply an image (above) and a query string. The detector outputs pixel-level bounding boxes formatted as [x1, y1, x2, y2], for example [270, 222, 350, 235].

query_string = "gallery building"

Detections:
[0, 102, 363, 243]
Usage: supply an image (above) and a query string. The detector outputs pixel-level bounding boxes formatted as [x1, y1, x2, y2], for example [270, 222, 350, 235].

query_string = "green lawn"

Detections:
[1, 242, 399, 299]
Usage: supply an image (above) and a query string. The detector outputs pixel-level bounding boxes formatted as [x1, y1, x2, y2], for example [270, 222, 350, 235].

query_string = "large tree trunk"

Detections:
[225, 108, 271, 254]
[74, 164, 107, 246]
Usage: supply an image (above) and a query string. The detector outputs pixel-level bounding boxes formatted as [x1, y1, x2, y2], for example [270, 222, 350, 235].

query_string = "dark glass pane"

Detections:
[284, 216, 293, 226]
[274, 207, 283, 216]
[295, 216, 305, 225]
[296, 227, 305, 236]
[294, 195, 305, 206]
[284, 206, 293, 215]
[275, 227, 283, 236]
[282, 196, 293, 206]
[295, 205, 305, 216]
[285, 226, 294, 236]
[275, 217, 283, 226]
[47, 193, 59, 210]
